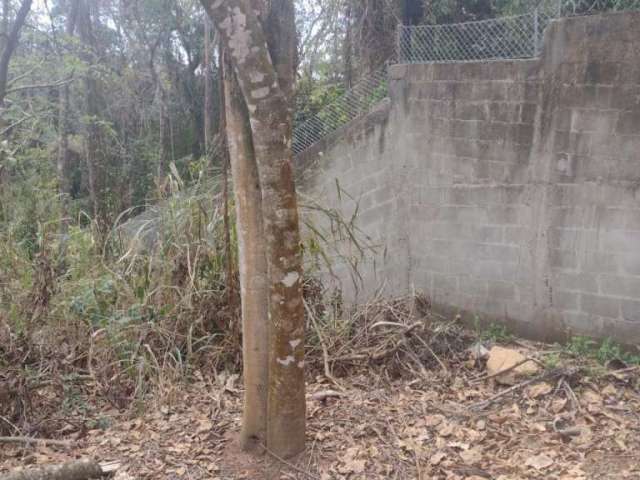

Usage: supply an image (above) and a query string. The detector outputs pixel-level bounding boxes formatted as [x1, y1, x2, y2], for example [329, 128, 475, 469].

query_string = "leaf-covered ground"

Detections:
[2, 335, 639, 480]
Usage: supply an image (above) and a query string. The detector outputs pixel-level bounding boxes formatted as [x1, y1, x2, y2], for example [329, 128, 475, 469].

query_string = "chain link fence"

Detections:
[292, 0, 640, 154]
[292, 66, 390, 155]
[397, 12, 550, 64]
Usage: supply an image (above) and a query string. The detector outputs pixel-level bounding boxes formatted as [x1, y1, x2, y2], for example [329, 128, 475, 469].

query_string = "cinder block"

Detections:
[488, 281, 516, 300]
[582, 62, 619, 86]
[563, 312, 599, 336]
[489, 102, 519, 123]
[487, 206, 519, 225]
[609, 84, 640, 110]
[553, 272, 599, 293]
[582, 251, 621, 275]
[503, 226, 528, 245]
[553, 290, 580, 310]
[600, 230, 640, 253]
[475, 244, 520, 263]
[616, 110, 640, 135]
[621, 299, 640, 322]
[600, 275, 640, 299]
[548, 248, 578, 270]
[432, 273, 459, 292]
[460, 276, 489, 296]
[580, 293, 620, 319]
[472, 260, 505, 281]
[454, 103, 488, 121]
[571, 109, 617, 134]
[594, 207, 630, 230]
[622, 256, 640, 276]
[520, 103, 538, 124]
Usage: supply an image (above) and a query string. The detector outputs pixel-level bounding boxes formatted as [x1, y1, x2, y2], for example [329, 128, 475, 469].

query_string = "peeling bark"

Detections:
[201, 0, 305, 458]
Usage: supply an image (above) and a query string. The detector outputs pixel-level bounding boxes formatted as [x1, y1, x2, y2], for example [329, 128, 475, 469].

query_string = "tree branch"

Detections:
[5, 76, 74, 96]
[0, 0, 33, 104]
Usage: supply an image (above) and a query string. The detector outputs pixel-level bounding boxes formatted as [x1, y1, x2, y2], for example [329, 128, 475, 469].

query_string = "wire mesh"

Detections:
[292, 65, 390, 155]
[397, 13, 551, 64]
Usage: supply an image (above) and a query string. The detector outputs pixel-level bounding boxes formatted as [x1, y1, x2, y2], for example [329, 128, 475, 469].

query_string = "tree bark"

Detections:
[77, 0, 104, 232]
[222, 53, 269, 450]
[57, 0, 80, 250]
[202, 0, 306, 458]
[218, 49, 235, 310]
[0, 0, 32, 110]
[203, 17, 213, 158]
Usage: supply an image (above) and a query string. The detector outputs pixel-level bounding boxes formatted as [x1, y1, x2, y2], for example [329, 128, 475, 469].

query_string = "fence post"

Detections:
[533, 7, 540, 55]
[396, 23, 404, 63]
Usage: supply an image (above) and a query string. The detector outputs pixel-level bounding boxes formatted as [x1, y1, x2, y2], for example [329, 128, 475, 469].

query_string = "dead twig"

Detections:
[261, 444, 320, 480]
[304, 299, 344, 391]
[561, 378, 581, 412]
[408, 330, 448, 373]
[0, 436, 72, 447]
[470, 368, 572, 411]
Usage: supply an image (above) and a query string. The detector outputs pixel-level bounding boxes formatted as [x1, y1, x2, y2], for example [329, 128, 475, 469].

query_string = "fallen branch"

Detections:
[470, 368, 574, 411]
[0, 437, 72, 448]
[0, 459, 119, 480]
[408, 330, 448, 373]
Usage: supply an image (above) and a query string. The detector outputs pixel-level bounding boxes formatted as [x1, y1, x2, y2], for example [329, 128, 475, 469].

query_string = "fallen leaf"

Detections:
[430, 451, 446, 465]
[459, 447, 482, 465]
[525, 453, 554, 470]
[527, 382, 552, 399]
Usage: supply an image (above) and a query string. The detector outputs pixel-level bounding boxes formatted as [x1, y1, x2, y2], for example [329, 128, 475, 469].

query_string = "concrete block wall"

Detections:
[296, 102, 409, 302]
[537, 13, 640, 342]
[396, 60, 542, 331]
[296, 11, 640, 345]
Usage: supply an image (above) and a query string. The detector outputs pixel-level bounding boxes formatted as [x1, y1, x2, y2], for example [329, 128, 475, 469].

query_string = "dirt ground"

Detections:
[2, 336, 639, 479]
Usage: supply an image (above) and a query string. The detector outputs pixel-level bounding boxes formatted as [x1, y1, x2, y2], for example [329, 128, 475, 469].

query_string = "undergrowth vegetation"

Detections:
[0, 173, 377, 437]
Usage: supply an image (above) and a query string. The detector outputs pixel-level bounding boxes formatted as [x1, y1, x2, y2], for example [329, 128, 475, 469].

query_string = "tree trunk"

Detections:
[203, 17, 213, 158]
[222, 53, 269, 450]
[344, 1, 354, 88]
[218, 48, 235, 311]
[202, 0, 306, 458]
[157, 88, 170, 182]
[57, 0, 80, 251]
[77, 0, 104, 233]
[0, 0, 32, 111]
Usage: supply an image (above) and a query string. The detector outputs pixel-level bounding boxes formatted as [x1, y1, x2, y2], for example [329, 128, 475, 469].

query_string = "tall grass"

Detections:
[0, 171, 375, 435]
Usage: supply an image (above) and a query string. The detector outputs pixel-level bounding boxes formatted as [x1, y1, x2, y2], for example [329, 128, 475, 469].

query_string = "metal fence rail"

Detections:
[292, 0, 640, 154]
